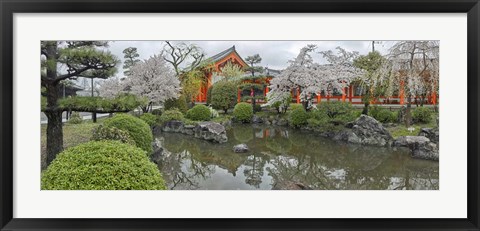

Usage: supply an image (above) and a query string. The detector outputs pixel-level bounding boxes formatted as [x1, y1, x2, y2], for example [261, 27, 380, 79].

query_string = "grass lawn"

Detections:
[386, 113, 438, 139]
[41, 119, 105, 170]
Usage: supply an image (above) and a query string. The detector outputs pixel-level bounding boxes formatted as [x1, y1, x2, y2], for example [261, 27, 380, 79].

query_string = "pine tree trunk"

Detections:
[45, 83, 64, 166]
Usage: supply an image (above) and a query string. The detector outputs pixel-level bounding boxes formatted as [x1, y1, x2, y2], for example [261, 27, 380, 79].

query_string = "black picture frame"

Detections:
[1, 0, 479, 230]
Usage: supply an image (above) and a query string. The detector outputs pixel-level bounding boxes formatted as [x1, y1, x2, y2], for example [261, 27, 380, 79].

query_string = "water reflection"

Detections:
[153, 125, 439, 190]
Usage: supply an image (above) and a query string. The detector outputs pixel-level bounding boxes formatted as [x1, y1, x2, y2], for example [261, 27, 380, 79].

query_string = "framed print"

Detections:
[1, 0, 479, 230]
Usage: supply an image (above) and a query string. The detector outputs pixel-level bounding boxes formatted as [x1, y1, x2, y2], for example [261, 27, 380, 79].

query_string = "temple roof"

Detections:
[207, 45, 248, 66]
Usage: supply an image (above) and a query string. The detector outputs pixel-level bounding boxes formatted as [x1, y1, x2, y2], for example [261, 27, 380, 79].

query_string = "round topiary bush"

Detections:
[159, 108, 184, 124]
[91, 125, 135, 145]
[233, 102, 253, 123]
[289, 107, 309, 127]
[139, 113, 157, 127]
[103, 113, 153, 154]
[186, 104, 211, 121]
[412, 106, 434, 123]
[41, 141, 167, 190]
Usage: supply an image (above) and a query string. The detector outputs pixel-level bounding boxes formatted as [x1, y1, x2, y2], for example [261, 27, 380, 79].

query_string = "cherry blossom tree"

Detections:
[98, 77, 125, 99]
[125, 54, 181, 112]
[388, 41, 439, 126]
[266, 45, 363, 111]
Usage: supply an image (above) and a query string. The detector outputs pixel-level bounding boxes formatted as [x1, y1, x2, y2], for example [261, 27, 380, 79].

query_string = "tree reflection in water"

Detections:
[154, 125, 439, 190]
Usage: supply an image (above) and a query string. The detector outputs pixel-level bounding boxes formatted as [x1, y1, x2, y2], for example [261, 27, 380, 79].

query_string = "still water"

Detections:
[154, 124, 439, 190]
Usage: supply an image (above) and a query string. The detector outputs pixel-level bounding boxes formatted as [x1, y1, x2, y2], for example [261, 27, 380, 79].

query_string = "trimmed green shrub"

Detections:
[211, 81, 238, 114]
[159, 108, 184, 124]
[139, 113, 157, 127]
[68, 112, 83, 124]
[412, 106, 434, 123]
[369, 107, 397, 123]
[41, 141, 166, 190]
[233, 102, 253, 123]
[103, 114, 153, 154]
[290, 103, 304, 111]
[316, 101, 356, 125]
[289, 107, 309, 127]
[91, 125, 135, 145]
[164, 95, 188, 114]
[186, 104, 211, 121]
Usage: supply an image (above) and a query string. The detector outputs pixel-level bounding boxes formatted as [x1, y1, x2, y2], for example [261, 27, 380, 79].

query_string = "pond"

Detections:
[153, 124, 439, 190]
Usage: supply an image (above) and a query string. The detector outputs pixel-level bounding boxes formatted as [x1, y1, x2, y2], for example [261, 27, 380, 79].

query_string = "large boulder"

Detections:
[252, 115, 263, 124]
[233, 143, 249, 153]
[333, 115, 393, 147]
[194, 122, 228, 143]
[418, 127, 439, 144]
[162, 120, 184, 133]
[394, 136, 439, 161]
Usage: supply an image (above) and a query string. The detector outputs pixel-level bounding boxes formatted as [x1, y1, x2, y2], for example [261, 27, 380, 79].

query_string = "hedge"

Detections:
[159, 108, 185, 124]
[233, 102, 253, 123]
[41, 141, 166, 190]
[186, 105, 211, 121]
[103, 113, 153, 154]
[139, 113, 157, 127]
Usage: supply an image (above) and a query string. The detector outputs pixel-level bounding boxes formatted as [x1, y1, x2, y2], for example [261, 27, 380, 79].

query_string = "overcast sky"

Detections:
[105, 40, 397, 79]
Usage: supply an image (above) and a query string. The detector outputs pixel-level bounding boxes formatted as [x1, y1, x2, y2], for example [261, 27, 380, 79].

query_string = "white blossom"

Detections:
[125, 54, 181, 104]
[98, 77, 125, 99]
[387, 41, 439, 98]
[266, 45, 364, 107]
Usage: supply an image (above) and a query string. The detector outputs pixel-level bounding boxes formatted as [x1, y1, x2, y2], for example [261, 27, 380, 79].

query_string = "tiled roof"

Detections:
[207, 45, 248, 66]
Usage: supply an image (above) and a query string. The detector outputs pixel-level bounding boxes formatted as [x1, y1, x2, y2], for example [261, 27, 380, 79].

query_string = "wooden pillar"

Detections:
[237, 89, 241, 103]
[317, 92, 321, 104]
[349, 85, 353, 102]
[342, 87, 346, 102]
[432, 91, 437, 105]
[399, 80, 405, 105]
[296, 88, 300, 104]
[264, 86, 269, 96]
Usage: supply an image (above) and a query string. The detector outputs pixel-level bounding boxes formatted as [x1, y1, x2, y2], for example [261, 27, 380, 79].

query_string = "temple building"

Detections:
[195, 46, 280, 103]
[196, 46, 438, 106]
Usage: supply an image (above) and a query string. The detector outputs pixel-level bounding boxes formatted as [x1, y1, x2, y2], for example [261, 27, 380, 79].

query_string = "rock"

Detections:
[393, 136, 430, 147]
[252, 115, 263, 124]
[162, 120, 184, 133]
[394, 136, 439, 161]
[277, 118, 288, 126]
[418, 127, 439, 144]
[194, 122, 228, 143]
[152, 137, 162, 151]
[150, 138, 164, 164]
[272, 181, 312, 190]
[183, 125, 195, 135]
[335, 115, 393, 146]
[233, 143, 249, 153]
[264, 120, 271, 125]
[413, 141, 439, 160]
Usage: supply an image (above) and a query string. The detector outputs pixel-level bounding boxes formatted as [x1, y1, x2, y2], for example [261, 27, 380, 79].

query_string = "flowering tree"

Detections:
[267, 45, 363, 111]
[388, 41, 439, 126]
[98, 77, 125, 99]
[353, 51, 393, 114]
[125, 54, 181, 112]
